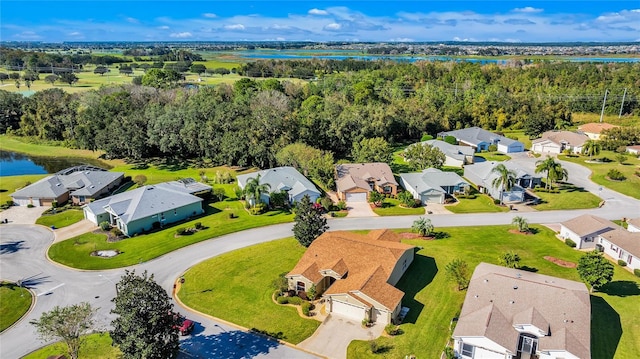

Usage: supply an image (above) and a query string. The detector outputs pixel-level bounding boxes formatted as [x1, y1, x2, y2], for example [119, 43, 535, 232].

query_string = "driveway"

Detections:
[0, 205, 48, 224]
[346, 201, 377, 217]
[53, 219, 96, 242]
[299, 314, 384, 359]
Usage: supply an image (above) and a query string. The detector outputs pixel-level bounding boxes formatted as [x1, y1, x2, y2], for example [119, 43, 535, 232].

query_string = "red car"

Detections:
[178, 319, 195, 336]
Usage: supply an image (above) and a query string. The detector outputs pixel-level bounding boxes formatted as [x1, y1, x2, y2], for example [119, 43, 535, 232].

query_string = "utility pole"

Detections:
[599, 89, 608, 123]
[619, 88, 627, 118]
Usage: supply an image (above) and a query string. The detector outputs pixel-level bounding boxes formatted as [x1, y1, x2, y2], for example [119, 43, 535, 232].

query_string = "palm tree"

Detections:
[491, 163, 517, 205]
[412, 217, 434, 237]
[243, 174, 271, 207]
[548, 162, 569, 187]
[582, 140, 601, 160]
[535, 156, 557, 190]
[512, 216, 529, 233]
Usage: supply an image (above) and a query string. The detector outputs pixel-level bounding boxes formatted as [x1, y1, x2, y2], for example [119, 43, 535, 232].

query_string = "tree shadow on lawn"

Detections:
[599, 280, 640, 297]
[590, 296, 621, 359]
[395, 254, 437, 324]
[179, 328, 280, 359]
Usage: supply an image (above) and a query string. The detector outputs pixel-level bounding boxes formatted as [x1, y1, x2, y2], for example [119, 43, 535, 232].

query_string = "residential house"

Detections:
[453, 262, 590, 359]
[577, 122, 619, 140]
[236, 166, 321, 206]
[627, 218, 640, 232]
[437, 127, 524, 154]
[598, 227, 640, 271]
[531, 131, 589, 155]
[83, 179, 210, 236]
[463, 161, 541, 203]
[411, 139, 475, 167]
[626, 145, 640, 156]
[560, 214, 617, 249]
[399, 168, 469, 204]
[11, 166, 124, 207]
[335, 163, 398, 202]
[286, 230, 415, 324]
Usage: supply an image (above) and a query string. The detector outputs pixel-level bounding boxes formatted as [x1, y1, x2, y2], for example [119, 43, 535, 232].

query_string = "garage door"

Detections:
[331, 300, 364, 321]
[422, 193, 443, 204]
[345, 192, 367, 202]
[84, 210, 97, 224]
[13, 198, 31, 206]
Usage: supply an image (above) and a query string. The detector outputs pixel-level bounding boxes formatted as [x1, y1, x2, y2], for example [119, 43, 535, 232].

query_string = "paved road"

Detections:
[1, 156, 639, 359]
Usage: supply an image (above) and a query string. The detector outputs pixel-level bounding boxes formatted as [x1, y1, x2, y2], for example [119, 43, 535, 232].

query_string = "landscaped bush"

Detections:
[287, 296, 303, 306]
[420, 133, 434, 141]
[336, 201, 347, 210]
[111, 228, 123, 237]
[488, 144, 498, 152]
[51, 200, 58, 208]
[194, 222, 203, 230]
[249, 203, 267, 215]
[618, 259, 627, 267]
[228, 212, 237, 219]
[276, 296, 289, 304]
[99, 221, 111, 231]
[320, 197, 333, 212]
[385, 324, 401, 335]
[301, 301, 312, 316]
[565, 238, 577, 248]
[607, 169, 626, 181]
[493, 199, 501, 205]
[176, 228, 187, 236]
[634, 269, 640, 278]
[27, 204, 34, 208]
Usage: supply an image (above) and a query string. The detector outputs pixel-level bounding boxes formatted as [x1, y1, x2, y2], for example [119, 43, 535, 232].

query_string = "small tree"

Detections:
[582, 140, 601, 160]
[30, 302, 96, 359]
[615, 153, 627, 165]
[404, 143, 446, 170]
[133, 174, 147, 186]
[368, 191, 385, 207]
[499, 251, 521, 269]
[445, 259, 470, 291]
[58, 72, 79, 86]
[243, 174, 271, 208]
[398, 190, 416, 208]
[45, 74, 58, 85]
[491, 163, 516, 205]
[412, 217, 434, 237]
[511, 216, 529, 233]
[307, 284, 317, 300]
[292, 194, 328, 247]
[94, 66, 109, 76]
[577, 251, 614, 292]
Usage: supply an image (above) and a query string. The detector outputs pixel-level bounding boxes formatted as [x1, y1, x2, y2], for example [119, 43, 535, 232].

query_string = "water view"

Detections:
[0, 151, 109, 176]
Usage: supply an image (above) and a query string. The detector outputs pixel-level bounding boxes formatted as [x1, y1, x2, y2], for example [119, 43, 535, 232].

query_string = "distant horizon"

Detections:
[1, 1, 639, 43]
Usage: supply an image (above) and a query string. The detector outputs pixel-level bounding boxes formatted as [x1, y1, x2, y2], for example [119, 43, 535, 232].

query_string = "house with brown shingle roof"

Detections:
[335, 163, 398, 202]
[286, 230, 414, 324]
[453, 263, 590, 359]
[577, 122, 619, 140]
[598, 227, 640, 271]
[531, 130, 589, 154]
[560, 214, 617, 249]
[627, 217, 640, 233]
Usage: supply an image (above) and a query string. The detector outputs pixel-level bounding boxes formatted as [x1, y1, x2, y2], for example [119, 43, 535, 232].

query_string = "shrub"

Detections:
[301, 301, 312, 316]
[618, 259, 627, 267]
[607, 169, 626, 181]
[444, 135, 457, 145]
[634, 269, 640, 278]
[176, 228, 187, 235]
[99, 221, 111, 231]
[336, 201, 347, 210]
[488, 144, 498, 152]
[27, 204, 35, 208]
[276, 296, 289, 304]
[398, 190, 416, 208]
[287, 296, 303, 305]
[51, 200, 58, 208]
[228, 212, 237, 219]
[384, 324, 400, 335]
[111, 228, 123, 237]
[420, 133, 434, 141]
[493, 199, 501, 205]
[565, 238, 577, 248]
[234, 186, 244, 199]
[320, 197, 333, 212]
[5, 200, 13, 206]
[133, 174, 147, 186]
[444, 347, 455, 359]
[194, 222, 203, 229]
[249, 203, 267, 215]
[362, 319, 371, 327]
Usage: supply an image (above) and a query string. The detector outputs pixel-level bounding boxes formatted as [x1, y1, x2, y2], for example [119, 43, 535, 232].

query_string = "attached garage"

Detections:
[345, 192, 367, 202]
[421, 192, 445, 204]
[331, 299, 366, 321]
[12, 198, 32, 206]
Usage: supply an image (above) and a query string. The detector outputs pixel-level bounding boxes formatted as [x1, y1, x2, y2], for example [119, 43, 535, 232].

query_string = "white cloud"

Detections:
[158, 26, 170, 30]
[224, 24, 245, 30]
[202, 13, 217, 18]
[169, 32, 192, 38]
[308, 8, 328, 16]
[125, 17, 139, 24]
[390, 37, 413, 42]
[324, 23, 342, 30]
[513, 7, 543, 13]
[68, 31, 82, 36]
[13, 31, 41, 40]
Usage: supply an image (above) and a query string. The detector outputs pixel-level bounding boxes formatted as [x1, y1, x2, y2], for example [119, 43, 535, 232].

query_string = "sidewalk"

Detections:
[52, 219, 96, 242]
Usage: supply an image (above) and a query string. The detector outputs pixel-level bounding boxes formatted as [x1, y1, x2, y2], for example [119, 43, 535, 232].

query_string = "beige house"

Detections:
[335, 163, 398, 202]
[531, 130, 589, 154]
[286, 230, 415, 324]
[453, 263, 590, 359]
[577, 122, 619, 140]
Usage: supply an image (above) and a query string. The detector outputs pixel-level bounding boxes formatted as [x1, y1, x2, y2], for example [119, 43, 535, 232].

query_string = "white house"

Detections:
[437, 127, 524, 154]
[236, 166, 321, 206]
[627, 218, 640, 232]
[598, 228, 640, 271]
[453, 263, 590, 359]
[399, 168, 469, 204]
[560, 214, 617, 249]
[531, 131, 589, 155]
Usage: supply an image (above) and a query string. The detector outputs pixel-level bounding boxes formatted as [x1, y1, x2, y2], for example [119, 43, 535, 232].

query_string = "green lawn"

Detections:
[0, 174, 47, 205]
[346, 226, 640, 358]
[445, 194, 509, 213]
[23, 332, 121, 359]
[0, 282, 32, 332]
[35, 208, 85, 228]
[559, 151, 640, 200]
[501, 130, 532, 150]
[532, 183, 601, 210]
[48, 185, 294, 270]
[474, 152, 511, 162]
[372, 198, 425, 216]
[178, 238, 320, 344]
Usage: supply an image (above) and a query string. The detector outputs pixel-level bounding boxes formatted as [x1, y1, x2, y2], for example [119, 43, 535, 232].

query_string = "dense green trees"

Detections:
[404, 143, 446, 170]
[577, 251, 614, 292]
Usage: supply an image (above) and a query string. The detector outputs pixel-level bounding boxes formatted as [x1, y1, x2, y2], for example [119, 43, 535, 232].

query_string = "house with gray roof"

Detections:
[412, 140, 475, 167]
[399, 168, 469, 204]
[83, 179, 209, 236]
[438, 127, 524, 154]
[236, 166, 320, 206]
[11, 167, 124, 207]
[453, 263, 590, 359]
[335, 163, 398, 202]
[463, 161, 541, 203]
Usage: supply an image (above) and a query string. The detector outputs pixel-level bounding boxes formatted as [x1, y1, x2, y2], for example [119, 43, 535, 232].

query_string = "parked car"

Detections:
[178, 319, 195, 336]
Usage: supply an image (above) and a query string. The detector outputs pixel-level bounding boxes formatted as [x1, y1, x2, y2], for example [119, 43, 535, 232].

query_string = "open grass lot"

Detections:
[178, 238, 320, 345]
[23, 332, 121, 359]
[501, 130, 532, 150]
[346, 226, 640, 359]
[559, 151, 640, 200]
[446, 194, 509, 213]
[48, 185, 294, 270]
[0, 282, 32, 332]
[372, 198, 425, 216]
[0, 174, 47, 205]
[473, 152, 511, 162]
[1, 136, 114, 164]
[572, 113, 640, 127]
[532, 182, 601, 210]
[35, 208, 85, 228]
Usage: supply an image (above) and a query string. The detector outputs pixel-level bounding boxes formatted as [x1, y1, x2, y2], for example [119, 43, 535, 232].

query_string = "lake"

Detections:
[0, 151, 110, 177]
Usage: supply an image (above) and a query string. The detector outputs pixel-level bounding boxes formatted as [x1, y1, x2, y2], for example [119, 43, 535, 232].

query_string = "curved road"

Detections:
[1, 156, 639, 359]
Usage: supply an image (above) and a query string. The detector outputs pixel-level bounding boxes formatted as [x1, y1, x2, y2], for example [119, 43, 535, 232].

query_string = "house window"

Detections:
[518, 334, 538, 354]
[296, 281, 305, 292]
[461, 343, 474, 357]
[628, 255, 633, 264]
[383, 186, 392, 193]
[402, 259, 407, 271]
[610, 244, 618, 252]
[368, 182, 375, 190]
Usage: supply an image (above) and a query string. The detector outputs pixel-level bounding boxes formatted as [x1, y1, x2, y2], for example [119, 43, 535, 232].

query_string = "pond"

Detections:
[0, 151, 111, 177]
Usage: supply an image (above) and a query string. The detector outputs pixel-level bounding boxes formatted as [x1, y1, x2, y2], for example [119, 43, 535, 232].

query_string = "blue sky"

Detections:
[1, 1, 639, 42]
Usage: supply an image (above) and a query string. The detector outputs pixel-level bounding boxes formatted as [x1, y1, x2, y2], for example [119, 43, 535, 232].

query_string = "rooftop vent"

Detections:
[474, 295, 479, 298]
[484, 279, 489, 283]
[513, 286, 518, 290]
[509, 300, 515, 304]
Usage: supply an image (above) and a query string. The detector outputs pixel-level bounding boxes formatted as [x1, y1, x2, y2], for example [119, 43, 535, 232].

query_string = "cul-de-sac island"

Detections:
[1, 17, 640, 359]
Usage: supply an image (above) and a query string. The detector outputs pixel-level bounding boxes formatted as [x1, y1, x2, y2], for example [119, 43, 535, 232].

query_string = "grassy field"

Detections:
[446, 194, 509, 213]
[501, 130, 532, 150]
[473, 152, 511, 162]
[0, 136, 115, 164]
[0, 282, 32, 332]
[559, 151, 640, 200]
[572, 113, 640, 127]
[0, 174, 47, 204]
[532, 182, 602, 210]
[178, 238, 320, 345]
[35, 208, 85, 228]
[372, 198, 425, 216]
[23, 332, 121, 359]
[48, 185, 294, 270]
